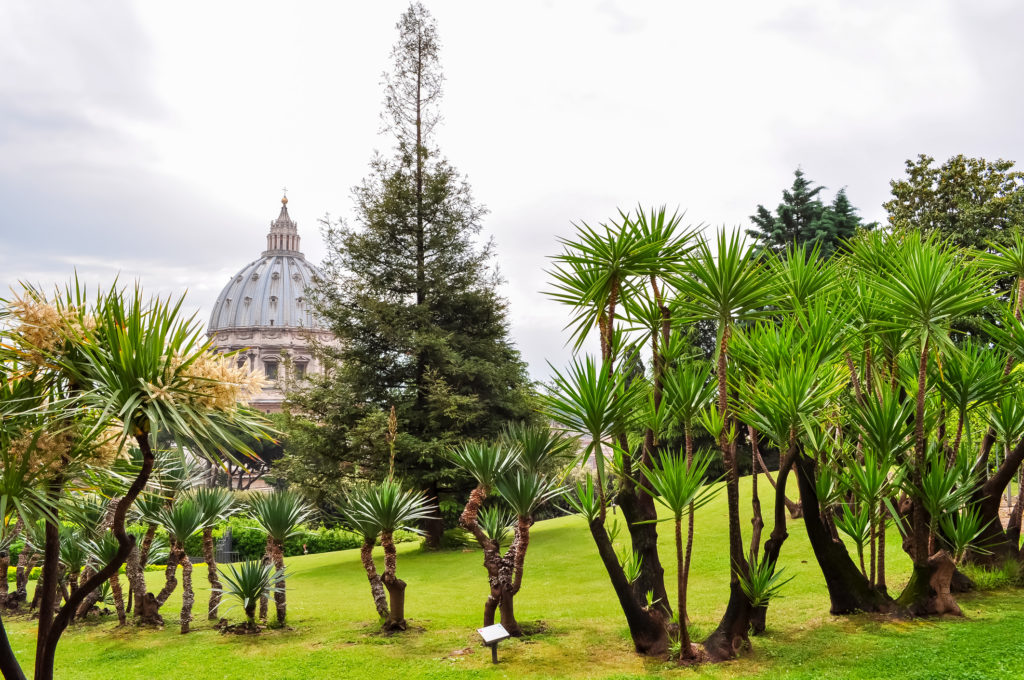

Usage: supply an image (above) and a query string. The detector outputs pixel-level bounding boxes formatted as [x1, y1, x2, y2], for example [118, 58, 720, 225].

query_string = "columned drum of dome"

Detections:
[207, 196, 334, 412]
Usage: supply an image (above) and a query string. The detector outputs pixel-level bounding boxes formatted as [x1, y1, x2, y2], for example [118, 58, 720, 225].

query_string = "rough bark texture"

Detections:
[380, 531, 407, 631]
[203, 527, 223, 620]
[12, 551, 36, 609]
[109, 574, 126, 626]
[896, 551, 962, 616]
[359, 539, 390, 619]
[155, 549, 181, 607]
[271, 540, 286, 625]
[795, 453, 897, 614]
[703, 582, 752, 661]
[589, 516, 668, 655]
[126, 543, 159, 625]
[179, 554, 194, 634]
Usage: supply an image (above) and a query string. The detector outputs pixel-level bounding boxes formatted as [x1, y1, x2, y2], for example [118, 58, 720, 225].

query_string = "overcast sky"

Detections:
[2, 0, 1023, 380]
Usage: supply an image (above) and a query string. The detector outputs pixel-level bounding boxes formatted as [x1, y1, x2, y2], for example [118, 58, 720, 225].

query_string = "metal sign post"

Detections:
[477, 624, 510, 664]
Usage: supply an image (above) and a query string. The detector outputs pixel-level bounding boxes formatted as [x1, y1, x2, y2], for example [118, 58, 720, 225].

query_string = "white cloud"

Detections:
[2, 0, 1023, 379]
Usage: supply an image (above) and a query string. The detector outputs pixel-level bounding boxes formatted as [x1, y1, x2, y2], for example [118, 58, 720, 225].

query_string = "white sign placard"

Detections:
[477, 624, 510, 644]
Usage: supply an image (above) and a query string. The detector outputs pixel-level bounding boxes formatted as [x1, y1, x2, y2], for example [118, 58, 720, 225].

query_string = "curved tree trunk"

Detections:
[109, 574, 126, 626]
[155, 548, 180, 607]
[179, 554, 194, 633]
[589, 516, 668, 655]
[675, 517, 695, 660]
[203, 527, 223, 621]
[795, 453, 896, 614]
[380, 531, 406, 631]
[36, 433, 156, 680]
[0, 611, 27, 680]
[359, 538, 389, 620]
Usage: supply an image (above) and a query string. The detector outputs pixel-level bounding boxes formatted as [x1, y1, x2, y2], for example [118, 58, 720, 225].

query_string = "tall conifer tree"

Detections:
[286, 3, 534, 546]
[748, 168, 874, 258]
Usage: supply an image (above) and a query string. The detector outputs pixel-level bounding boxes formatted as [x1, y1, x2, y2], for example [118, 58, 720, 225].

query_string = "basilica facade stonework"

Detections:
[207, 196, 332, 412]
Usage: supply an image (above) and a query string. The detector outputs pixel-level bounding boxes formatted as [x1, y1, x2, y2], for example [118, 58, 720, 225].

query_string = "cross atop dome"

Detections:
[265, 193, 302, 256]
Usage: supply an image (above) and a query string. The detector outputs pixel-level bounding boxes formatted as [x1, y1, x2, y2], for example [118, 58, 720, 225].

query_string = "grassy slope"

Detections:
[5, 477, 1024, 679]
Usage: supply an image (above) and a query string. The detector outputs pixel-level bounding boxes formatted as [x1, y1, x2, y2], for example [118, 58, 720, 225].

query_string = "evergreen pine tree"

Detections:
[284, 2, 535, 547]
[748, 168, 874, 258]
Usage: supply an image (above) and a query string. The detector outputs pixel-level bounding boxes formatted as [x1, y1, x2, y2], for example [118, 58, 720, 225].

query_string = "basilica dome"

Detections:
[209, 197, 322, 332]
[207, 196, 334, 412]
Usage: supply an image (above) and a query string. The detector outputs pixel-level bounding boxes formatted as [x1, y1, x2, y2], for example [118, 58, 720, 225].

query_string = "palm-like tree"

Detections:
[637, 449, 718, 659]
[154, 499, 205, 633]
[217, 560, 286, 631]
[450, 435, 564, 636]
[0, 282, 274, 679]
[342, 480, 433, 631]
[250, 491, 313, 626]
[188, 487, 237, 620]
[661, 361, 715, 624]
[85, 533, 127, 625]
[870, 235, 989, 578]
[672, 227, 774, 658]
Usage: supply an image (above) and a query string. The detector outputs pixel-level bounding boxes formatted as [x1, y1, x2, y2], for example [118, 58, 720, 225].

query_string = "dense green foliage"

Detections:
[2, 481, 1023, 679]
[747, 168, 876, 257]
[281, 3, 535, 540]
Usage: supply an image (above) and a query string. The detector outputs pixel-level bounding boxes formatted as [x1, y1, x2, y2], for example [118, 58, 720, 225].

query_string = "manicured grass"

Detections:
[5, 477, 1024, 679]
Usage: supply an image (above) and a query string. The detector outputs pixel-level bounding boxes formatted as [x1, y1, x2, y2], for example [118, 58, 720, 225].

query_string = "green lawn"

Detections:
[6, 478, 1024, 679]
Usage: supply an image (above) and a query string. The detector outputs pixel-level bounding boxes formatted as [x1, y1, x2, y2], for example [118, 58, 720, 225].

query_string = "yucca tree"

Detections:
[661, 361, 715, 624]
[671, 227, 774, 659]
[450, 435, 564, 636]
[1, 282, 272, 680]
[188, 487, 237, 620]
[869, 234, 990, 611]
[543, 356, 671, 653]
[729, 303, 850, 632]
[342, 480, 433, 631]
[154, 499, 205, 633]
[216, 559, 286, 631]
[250, 491, 313, 626]
[637, 449, 718, 659]
[547, 207, 693, 617]
[85, 533, 127, 625]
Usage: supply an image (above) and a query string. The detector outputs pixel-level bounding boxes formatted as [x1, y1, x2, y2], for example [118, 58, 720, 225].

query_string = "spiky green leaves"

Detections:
[636, 449, 719, 522]
[250, 491, 314, 543]
[340, 480, 433, 541]
[217, 559, 287, 622]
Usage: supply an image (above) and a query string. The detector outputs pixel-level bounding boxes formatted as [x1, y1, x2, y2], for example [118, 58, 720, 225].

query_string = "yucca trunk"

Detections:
[109, 574, 126, 626]
[271, 539, 286, 625]
[588, 516, 668, 655]
[258, 538, 272, 622]
[675, 517, 694, 660]
[359, 538, 389, 620]
[75, 499, 121, 621]
[380, 531, 406, 631]
[155, 547, 181, 607]
[682, 429, 695, 627]
[203, 527, 223, 620]
[126, 543, 159, 624]
[794, 453, 895, 614]
[0, 611, 26, 680]
[704, 326, 752, 661]
[750, 444, 799, 635]
[0, 551, 9, 610]
[180, 552, 194, 633]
